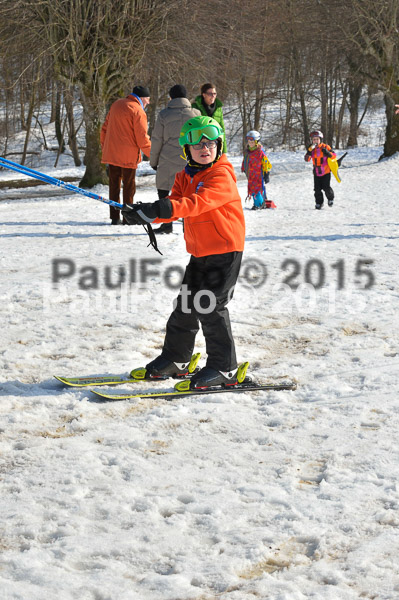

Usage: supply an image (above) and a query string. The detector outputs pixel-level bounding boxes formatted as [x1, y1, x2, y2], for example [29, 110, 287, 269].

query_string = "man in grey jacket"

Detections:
[150, 84, 200, 234]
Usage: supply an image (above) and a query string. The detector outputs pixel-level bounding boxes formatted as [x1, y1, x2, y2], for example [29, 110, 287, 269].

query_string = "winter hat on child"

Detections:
[133, 85, 150, 98]
[169, 84, 187, 99]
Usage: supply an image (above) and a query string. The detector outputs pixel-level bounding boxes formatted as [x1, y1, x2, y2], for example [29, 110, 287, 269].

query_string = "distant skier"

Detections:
[122, 116, 245, 389]
[395, 104, 399, 115]
[241, 130, 274, 210]
[304, 130, 336, 210]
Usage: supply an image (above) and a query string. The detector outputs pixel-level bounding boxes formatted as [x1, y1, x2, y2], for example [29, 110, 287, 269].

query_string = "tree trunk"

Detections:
[50, 80, 57, 123]
[21, 83, 37, 165]
[320, 67, 328, 137]
[381, 67, 399, 158]
[147, 70, 160, 139]
[2, 92, 10, 156]
[64, 87, 81, 167]
[20, 78, 26, 131]
[335, 81, 348, 149]
[53, 116, 67, 168]
[282, 62, 294, 146]
[79, 92, 108, 188]
[382, 91, 399, 158]
[253, 76, 262, 131]
[55, 84, 65, 154]
[292, 46, 309, 145]
[347, 81, 362, 147]
[327, 70, 338, 145]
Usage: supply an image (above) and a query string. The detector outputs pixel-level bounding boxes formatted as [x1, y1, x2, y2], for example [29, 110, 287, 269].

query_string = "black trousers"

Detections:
[314, 173, 334, 205]
[161, 251, 243, 371]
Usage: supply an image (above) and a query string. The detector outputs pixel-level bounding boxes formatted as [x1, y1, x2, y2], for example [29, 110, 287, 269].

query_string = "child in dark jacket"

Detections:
[241, 130, 274, 210]
[305, 130, 336, 209]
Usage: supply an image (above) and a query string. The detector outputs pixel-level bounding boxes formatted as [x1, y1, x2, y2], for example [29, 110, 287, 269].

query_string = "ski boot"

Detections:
[153, 223, 173, 235]
[130, 353, 201, 381]
[175, 362, 250, 391]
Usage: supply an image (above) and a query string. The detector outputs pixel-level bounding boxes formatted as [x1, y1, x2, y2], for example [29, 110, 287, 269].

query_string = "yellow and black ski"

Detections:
[90, 364, 296, 401]
[54, 353, 201, 387]
[90, 380, 297, 401]
[54, 374, 140, 388]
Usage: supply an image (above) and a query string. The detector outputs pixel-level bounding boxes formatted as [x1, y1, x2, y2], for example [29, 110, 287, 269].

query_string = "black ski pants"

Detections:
[314, 172, 334, 205]
[161, 251, 243, 372]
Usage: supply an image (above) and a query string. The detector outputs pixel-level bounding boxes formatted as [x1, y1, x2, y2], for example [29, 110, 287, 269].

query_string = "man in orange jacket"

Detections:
[122, 116, 245, 389]
[101, 85, 151, 224]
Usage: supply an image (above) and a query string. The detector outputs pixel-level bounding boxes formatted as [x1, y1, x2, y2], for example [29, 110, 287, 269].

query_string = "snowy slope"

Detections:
[0, 148, 399, 600]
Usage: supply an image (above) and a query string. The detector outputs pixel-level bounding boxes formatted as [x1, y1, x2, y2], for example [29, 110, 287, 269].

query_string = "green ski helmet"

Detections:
[179, 115, 224, 147]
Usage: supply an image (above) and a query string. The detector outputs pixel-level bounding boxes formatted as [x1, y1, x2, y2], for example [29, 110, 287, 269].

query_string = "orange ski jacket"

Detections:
[156, 154, 245, 258]
[101, 95, 151, 169]
[305, 143, 336, 176]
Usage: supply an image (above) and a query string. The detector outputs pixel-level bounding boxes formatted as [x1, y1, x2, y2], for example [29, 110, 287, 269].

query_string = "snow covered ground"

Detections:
[0, 145, 399, 600]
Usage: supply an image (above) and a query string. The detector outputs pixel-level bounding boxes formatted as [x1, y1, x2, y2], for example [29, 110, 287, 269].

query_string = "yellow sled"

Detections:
[328, 157, 341, 183]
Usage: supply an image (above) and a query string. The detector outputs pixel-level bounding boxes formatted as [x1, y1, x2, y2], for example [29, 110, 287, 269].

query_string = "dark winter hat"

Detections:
[169, 84, 187, 99]
[133, 85, 150, 98]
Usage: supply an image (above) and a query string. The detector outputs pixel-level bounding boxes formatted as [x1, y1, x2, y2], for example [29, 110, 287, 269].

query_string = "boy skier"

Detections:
[122, 116, 245, 389]
[305, 130, 336, 209]
[241, 130, 273, 210]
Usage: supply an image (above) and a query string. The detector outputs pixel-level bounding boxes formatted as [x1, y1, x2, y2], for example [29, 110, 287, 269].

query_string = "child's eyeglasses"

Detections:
[191, 140, 218, 150]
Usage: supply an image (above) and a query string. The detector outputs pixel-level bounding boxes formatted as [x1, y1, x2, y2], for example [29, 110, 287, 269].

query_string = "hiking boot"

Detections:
[328, 200, 334, 207]
[315, 203, 322, 210]
[153, 223, 173, 235]
[144, 355, 192, 379]
[190, 366, 238, 389]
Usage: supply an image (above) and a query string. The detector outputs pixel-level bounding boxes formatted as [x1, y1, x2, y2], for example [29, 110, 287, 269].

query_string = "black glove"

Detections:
[122, 198, 173, 226]
[122, 203, 157, 225]
[322, 147, 333, 158]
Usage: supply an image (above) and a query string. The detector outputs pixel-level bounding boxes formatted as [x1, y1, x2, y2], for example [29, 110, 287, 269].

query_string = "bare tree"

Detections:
[327, 0, 399, 157]
[0, 0, 175, 186]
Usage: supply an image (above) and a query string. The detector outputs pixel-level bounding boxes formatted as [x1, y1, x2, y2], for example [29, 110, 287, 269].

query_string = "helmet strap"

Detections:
[215, 138, 223, 160]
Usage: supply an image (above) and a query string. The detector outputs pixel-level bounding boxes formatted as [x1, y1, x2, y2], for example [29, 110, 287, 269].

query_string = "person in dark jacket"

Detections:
[192, 83, 227, 153]
[150, 85, 200, 234]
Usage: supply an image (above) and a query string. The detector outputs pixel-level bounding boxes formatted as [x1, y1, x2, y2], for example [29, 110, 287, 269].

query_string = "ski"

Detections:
[54, 374, 140, 387]
[90, 379, 297, 401]
[54, 353, 201, 387]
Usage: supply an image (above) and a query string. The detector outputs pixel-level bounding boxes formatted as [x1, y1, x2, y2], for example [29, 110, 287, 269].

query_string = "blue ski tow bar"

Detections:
[0, 156, 123, 208]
